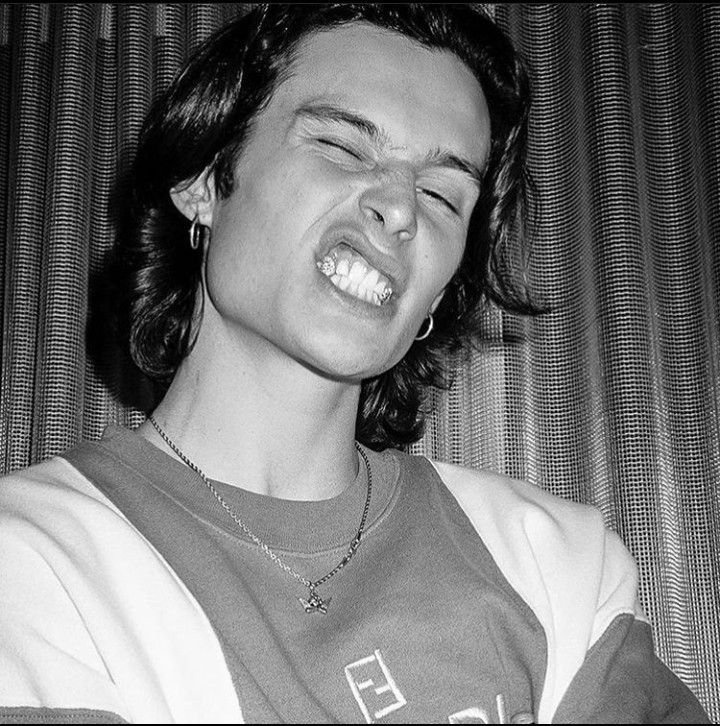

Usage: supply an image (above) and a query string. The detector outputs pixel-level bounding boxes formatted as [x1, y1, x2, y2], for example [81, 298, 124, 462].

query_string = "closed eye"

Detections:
[420, 188, 459, 215]
[317, 137, 363, 161]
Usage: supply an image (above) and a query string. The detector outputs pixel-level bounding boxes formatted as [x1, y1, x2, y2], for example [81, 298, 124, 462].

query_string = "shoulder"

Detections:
[428, 458, 600, 530]
[1, 453, 119, 511]
[425, 458, 646, 722]
[390, 454, 616, 578]
[0, 453, 132, 557]
[0, 457, 134, 719]
[0, 453, 163, 628]
[426, 459, 628, 580]
[426, 458, 643, 616]
[0, 455, 243, 723]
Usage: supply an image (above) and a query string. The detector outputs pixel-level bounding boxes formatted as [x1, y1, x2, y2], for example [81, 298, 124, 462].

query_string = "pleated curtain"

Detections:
[1, 3, 718, 721]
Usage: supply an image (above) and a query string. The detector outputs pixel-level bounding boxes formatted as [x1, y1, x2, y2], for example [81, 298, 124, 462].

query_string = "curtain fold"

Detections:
[1, 3, 718, 720]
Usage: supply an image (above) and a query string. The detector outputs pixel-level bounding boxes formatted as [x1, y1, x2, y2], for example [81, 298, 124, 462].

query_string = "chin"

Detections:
[290, 316, 414, 381]
[300, 343, 403, 383]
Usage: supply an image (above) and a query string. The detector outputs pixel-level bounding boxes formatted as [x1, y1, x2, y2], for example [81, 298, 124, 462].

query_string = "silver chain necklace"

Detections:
[148, 415, 372, 615]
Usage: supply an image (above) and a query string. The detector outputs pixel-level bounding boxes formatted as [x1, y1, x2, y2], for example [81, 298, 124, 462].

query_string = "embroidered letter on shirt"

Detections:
[449, 694, 506, 724]
[449, 696, 534, 724]
[345, 649, 407, 723]
[449, 707, 492, 724]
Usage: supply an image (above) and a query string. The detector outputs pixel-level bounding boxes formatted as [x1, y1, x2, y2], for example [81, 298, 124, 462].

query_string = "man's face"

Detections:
[202, 22, 491, 380]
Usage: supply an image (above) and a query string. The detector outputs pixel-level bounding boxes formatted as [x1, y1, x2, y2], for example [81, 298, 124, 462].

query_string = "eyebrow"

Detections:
[294, 103, 484, 185]
[426, 148, 484, 186]
[296, 103, 384, 142]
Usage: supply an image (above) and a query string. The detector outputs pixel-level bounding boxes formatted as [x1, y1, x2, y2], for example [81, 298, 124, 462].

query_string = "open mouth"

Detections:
[316, 243, 393, 307]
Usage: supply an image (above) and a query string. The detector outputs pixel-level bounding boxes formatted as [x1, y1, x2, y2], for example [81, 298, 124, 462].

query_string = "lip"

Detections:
[317, 225, 407, 297]
[318, 270, 396, 317]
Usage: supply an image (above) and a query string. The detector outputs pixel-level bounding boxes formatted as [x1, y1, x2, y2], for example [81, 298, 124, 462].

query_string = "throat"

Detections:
[149, 334, 364, 499]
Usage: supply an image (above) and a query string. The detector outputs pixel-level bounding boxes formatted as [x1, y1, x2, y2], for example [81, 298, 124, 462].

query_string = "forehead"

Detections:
[273, 22, 491, 168]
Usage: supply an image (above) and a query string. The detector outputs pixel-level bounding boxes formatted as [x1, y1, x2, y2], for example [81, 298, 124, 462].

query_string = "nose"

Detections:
[359, 172, 417, 242]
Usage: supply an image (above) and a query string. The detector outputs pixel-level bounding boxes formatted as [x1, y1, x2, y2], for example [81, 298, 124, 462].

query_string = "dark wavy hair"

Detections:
[121, 3, 533, 451]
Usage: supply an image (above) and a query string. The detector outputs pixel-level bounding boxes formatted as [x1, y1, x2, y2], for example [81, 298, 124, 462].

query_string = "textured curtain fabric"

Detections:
[0, 3, 718, 721]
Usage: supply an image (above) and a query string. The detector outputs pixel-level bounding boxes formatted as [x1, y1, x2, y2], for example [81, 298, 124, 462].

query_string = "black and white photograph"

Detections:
[0, 4, 717, 723]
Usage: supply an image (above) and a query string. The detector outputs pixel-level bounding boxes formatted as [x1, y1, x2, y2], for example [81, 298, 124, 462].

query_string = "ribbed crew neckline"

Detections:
[98, 424, 400, 555]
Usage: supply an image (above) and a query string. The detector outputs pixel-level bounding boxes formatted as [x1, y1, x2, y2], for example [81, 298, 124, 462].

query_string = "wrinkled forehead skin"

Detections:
[269, 22, 492, 176]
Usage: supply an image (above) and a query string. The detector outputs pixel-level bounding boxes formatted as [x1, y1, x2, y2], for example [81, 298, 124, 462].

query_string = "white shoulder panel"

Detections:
[0, 457, 243, 724]
[430, 460, 643, 723]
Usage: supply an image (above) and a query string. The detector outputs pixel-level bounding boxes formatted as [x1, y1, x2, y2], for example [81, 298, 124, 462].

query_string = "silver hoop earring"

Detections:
[189, 217, 202, 250]
[415, 313, 434, 341]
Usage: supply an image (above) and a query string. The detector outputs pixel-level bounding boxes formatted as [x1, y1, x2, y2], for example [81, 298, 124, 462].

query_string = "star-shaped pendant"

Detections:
[299, 590, 331, 614]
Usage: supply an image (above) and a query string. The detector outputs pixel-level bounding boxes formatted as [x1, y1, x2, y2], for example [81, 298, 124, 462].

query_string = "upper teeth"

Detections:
[317, 244, 393, 306]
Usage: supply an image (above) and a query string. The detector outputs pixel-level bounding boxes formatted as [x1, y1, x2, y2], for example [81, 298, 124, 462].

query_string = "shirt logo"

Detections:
[344, 651, 534, 724]
[345, 649, 407, 723]
[449, 696, 535, 723]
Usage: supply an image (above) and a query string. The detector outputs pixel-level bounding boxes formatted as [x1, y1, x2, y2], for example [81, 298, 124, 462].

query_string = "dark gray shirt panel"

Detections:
[64, 426, 546, 724]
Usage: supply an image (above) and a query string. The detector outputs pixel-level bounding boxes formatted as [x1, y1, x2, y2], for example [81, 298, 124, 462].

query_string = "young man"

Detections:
[0, 4, 709, 724]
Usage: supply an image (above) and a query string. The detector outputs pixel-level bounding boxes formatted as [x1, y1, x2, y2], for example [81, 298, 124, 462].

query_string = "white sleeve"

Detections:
[430, 460, 647, 723]
[0, 458, 243, 724]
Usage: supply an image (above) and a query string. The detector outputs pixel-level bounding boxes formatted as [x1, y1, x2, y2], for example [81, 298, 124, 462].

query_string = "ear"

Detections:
[429, 288, 446, 316]
[169, 168, 216, 227]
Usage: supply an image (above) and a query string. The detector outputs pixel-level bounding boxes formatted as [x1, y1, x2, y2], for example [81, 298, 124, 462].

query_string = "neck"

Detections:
[137, 332, 363, 501]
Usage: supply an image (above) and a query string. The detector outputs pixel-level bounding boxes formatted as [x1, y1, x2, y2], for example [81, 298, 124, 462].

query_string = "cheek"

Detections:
[203, 201, 271, 317]
[418, 226, 466, 300]
[203, 234, 252, 319]
[259, 159, 348, 246]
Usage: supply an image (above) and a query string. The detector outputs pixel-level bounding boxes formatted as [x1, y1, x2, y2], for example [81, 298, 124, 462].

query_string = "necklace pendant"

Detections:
[299, 589, 330, 614]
